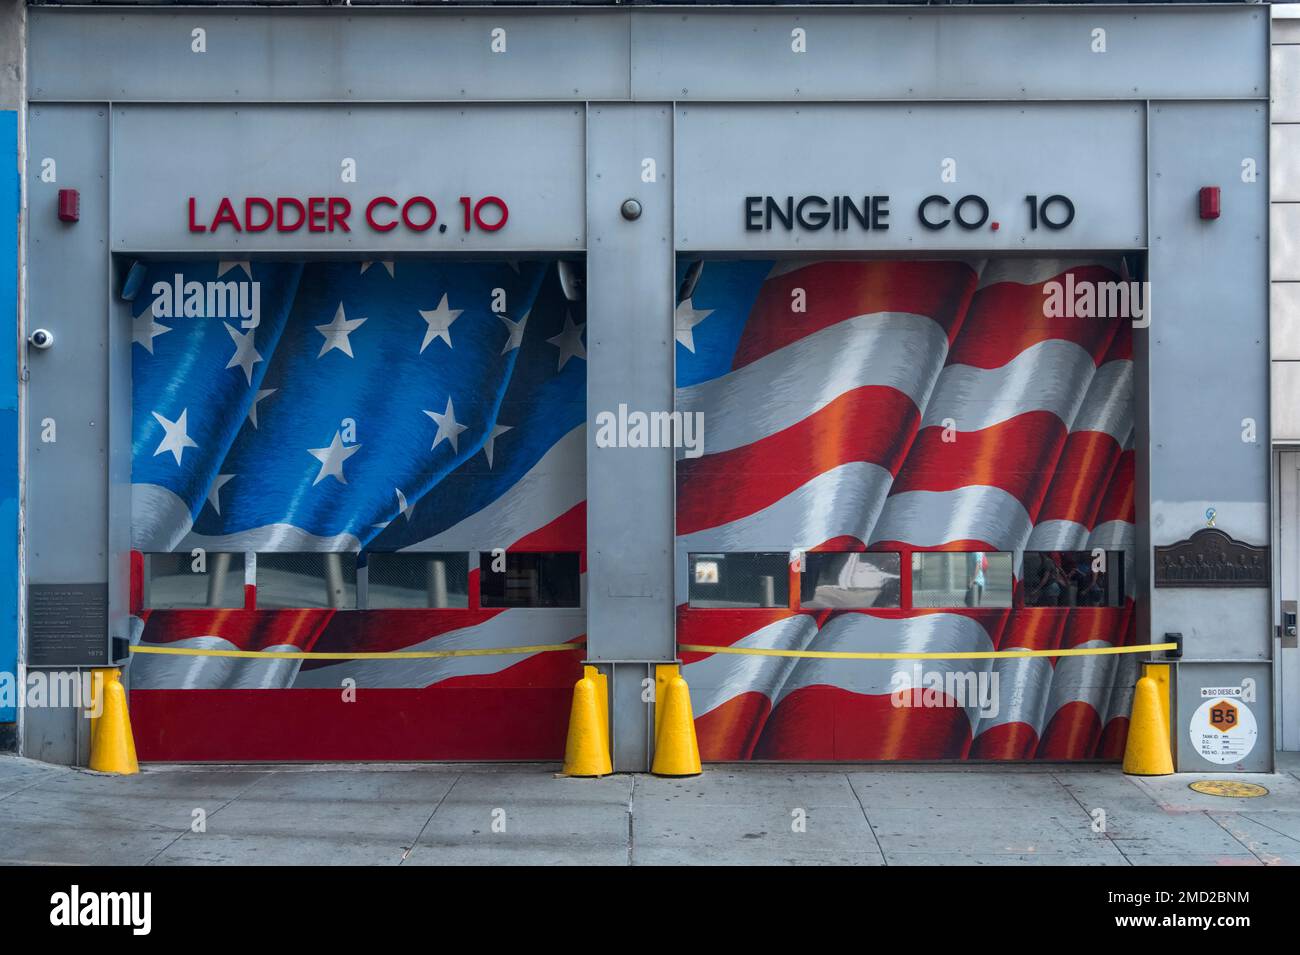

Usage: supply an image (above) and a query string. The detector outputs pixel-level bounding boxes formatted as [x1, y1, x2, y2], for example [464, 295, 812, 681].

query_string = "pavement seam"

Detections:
[398, 772, 462, 865]
[1052, 772, 1134, 866]
[0, 769, 74, 804]
[1216, 809, 1300, 846]
[1205, 808, 1277, 865]
[845, 773, 888, 866]
[144, 769, 282, 866]
[626, 774, 636, 867]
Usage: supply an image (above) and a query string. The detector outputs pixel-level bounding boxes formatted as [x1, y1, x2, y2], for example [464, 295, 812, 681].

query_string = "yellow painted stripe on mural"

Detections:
[129, 642, 584, 661]
[677, 642, 1177, 661]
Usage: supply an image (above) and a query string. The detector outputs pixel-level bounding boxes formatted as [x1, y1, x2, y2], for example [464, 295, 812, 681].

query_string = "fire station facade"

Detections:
[14, 4, 1279, 771]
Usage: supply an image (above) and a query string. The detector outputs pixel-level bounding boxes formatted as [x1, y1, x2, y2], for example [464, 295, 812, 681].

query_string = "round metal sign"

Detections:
[1188, 780, 1269, 798]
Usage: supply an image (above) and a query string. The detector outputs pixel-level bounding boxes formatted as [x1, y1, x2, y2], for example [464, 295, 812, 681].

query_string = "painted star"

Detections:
[546, 312, 587, 371]
[224, 322, 263, 385]
[205, 473, 235, 516]
[307, 431, 362, 486]
[499, 311, 529, 354]
[418, 294, 463, 354]
[151, 409, 198, 466]
[315, 303, 368, 358]
[360, 261, 395, 278]
[217, 261, 252, 280]
[247, 389, 276, 429]
[132, 310, 171, 354]
[482, 423, 512, 469]
[424, 397, 469, 454]
[394, 487, 416, 522]
[674, 298, 714, 354]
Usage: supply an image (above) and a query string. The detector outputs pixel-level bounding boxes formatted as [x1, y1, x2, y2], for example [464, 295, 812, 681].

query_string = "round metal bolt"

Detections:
[620, 198, 643, 221]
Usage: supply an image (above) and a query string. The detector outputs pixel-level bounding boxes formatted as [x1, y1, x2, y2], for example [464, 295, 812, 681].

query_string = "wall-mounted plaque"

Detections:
[1154, 529, 1268, 588]
[26, 583, 109, 666]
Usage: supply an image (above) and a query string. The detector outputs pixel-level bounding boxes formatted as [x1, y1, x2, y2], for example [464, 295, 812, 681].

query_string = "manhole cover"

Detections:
[1188, 780, 1269, 798]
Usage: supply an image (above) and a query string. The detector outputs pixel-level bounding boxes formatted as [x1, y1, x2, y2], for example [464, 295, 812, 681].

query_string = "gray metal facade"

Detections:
[19, 4, 1274, 769]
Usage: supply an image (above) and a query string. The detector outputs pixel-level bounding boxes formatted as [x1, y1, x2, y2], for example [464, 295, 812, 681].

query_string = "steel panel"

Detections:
[109, 104, 586, 253]
[675, 102, 1146, 252]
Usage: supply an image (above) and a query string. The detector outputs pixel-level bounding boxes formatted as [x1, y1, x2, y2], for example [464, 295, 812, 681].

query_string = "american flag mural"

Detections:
[676, 258, 1137, 761]
[128, 259, 586, 760]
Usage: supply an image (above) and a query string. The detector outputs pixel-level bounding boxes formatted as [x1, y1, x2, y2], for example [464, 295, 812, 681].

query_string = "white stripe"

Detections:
[289, 610, 586, 689]
[970, 655, 1055, 735]
[1070, 360, 1133, 439]
[133, 483, 363, 553]
[1101, 653, 1142, 725]
[772, 613, 995, 732]
[400, 424, 585, 551]
[764, 258, 984, 281]
[677, 460, 892, 563]
[683, 616, 820, 717]
[1041, 640, 1117, 721]
[1024, 519, 1091, 552]
[976, 257, 1119, 289]
[919, 339, 1097, 432]
[677, 312, 950, 456]
[869, 485, 1033, 551]
[130, 637, 305, 690]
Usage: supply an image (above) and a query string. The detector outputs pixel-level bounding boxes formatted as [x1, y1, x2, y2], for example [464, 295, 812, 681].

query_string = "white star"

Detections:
[315, 303, 368, 359]
[224, 322, 263, 385]
[217, 261, 252, 279]
[418, 294, 463, 354]
[132, 310, 171, 354]
[424, 397, 469, 454]
[247, 389, 276, 429]
[394, 487, 416, 522]
[151, 409, 198, 466]
[205, 473, 235, 516]
[360, 261, 395, 278]
[307, 431, 362, 486]
[546, 313, 587, 371]
[483, 423, 512, 469]
[499, 311, 529, 354]
[674, 298, 714, 354]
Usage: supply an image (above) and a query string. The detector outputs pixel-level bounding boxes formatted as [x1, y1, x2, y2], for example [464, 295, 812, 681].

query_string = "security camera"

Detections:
[28, 329, 54, 350]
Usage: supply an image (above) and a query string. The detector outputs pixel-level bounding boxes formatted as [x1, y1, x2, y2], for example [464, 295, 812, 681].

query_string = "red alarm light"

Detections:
[1199, 186, 1220, 220]
[57, 188, 80, 223]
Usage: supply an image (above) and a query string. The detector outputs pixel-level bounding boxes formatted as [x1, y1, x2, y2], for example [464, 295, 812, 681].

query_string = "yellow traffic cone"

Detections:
[561, 665, 611, 777]
[1122, 675, 1174, 776]
[651, 666, 701, 777]
[88, 668, 139, 775]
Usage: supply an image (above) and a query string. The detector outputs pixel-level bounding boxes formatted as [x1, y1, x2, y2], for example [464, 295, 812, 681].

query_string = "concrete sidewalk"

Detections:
[1, 754, 1298, 865]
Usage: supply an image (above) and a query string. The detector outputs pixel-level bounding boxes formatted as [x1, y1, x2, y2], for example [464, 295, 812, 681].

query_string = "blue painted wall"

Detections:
[0, 109, 17, 725]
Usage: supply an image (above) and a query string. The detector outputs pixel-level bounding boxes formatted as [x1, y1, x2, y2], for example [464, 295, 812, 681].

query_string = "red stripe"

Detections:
[509, 500, 586, 562]
[997, 608, 1069, 651]
[1033, 430, 1125, 526]
[1098, 717, 1130, 760]
[695, 692, 772, 761]
[968, 722, 1040, 761]
[302, 608, 507, 656]
[1093, 451, 1135, 525]
[755, 686, 973, 759]
[953, 266, 1122, 369]
[732, 260, 979, 370]
[676, 386, 919, 535]
[139, 607, 334, 651]
[1035, 701, 1103, 760]
[677, 605, 802, 663]
[888, 412, 1067, 516]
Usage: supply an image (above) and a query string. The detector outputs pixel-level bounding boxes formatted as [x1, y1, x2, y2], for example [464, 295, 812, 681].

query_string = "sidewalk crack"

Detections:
[399, 773, 462, 865]
[846, 773, 888, 866]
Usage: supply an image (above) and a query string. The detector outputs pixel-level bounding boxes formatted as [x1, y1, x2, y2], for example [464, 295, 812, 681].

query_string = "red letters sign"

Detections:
[187, 196, 509, 235]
